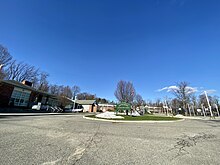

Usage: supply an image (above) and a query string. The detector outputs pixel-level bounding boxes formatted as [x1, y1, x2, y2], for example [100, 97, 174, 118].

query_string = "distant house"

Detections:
[67, 99, 98, 112]
[0, 80, 61, 108]
[76, 100, 98, 112]
[145, 105, 163, 113]
[98, 103, 115, 112]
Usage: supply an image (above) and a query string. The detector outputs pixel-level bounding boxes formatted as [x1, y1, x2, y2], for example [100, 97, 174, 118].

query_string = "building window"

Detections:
[10, 87, 31, 107]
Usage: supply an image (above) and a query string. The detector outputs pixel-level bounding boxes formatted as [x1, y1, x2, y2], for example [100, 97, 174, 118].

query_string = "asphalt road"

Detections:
[0, 114, 219, 165]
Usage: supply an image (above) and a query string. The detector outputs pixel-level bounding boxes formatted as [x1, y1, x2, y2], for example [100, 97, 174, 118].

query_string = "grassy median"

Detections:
[86, 114, 181, 121]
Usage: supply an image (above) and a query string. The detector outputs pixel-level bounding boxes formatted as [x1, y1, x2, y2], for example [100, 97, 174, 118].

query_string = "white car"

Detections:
[72, 108, 83, 113]
[65, 108, 83, 113]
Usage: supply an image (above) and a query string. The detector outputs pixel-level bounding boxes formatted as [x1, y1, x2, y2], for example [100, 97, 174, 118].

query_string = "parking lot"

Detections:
[0, 114, 219, 165]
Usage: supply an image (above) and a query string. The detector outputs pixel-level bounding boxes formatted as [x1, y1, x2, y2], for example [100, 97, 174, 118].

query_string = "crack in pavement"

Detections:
[169, 132, 216, 160]
[42, 158, 61, 165]
[61, 123, 102, 165]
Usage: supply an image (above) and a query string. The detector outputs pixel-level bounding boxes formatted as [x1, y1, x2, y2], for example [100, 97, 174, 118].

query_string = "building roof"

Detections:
[98, 103, 115, 107]
[64, 97, 97, 105]
[0, 80, 35, 91]
[0, 80, 57, 98]
[76, 100, 97, 105]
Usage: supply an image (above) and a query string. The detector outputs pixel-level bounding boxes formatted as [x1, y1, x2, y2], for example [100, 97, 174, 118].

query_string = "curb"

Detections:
[83, 116, 185, 123]
[174, 116, 220, 120]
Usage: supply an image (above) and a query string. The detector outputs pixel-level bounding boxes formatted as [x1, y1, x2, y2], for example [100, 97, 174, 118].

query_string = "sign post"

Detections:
[116, 102, 131, 115]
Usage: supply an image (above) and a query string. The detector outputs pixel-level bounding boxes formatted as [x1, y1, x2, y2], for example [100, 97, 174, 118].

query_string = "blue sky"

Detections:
[0, 0, 220, 101]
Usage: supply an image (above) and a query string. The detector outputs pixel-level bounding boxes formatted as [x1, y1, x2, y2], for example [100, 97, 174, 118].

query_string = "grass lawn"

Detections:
[86, 114, 181, 121]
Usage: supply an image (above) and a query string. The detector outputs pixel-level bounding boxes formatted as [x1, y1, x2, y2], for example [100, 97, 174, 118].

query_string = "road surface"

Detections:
[0, 113, 219, 165]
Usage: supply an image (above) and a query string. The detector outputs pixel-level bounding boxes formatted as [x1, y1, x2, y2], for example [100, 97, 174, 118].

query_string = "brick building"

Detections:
[0, 80, 60, 108]
[76, 100, 98, 112]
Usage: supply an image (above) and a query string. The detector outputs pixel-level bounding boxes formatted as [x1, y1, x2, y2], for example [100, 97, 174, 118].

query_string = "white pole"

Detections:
[188, 104, 192, 116]
[165, 100, 169, 116]
[215, 104, 220, 117]
[0, 64, 4, 70]
[73, 96, 77, 110]
[204, 91, 213, 117]
[191, 105, 196, 116]
[201, 104, 206, 117]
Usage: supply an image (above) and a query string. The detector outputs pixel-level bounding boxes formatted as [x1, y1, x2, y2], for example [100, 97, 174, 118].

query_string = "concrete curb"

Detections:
[175, 116, 220, 120]
[0, 113, 60, 116]
[0, 113, 83, 117]
[83, 116, 185, 123]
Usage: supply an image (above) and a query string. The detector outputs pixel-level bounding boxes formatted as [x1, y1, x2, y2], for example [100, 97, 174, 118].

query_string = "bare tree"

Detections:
[0, 44, 12, 79]
[17, 65, 39, 82]
[155, 98, 160, 106]
[32, 76, 39, 88]
[0, 45, 12, 65]
[5, 60, 39, 82]
[60, 86, 72, 98]
[49, 85, 60, 95]
[212, 95, 220, 114]
[5, 60, 26, 80]
[213, 95, 219, 106]
[72, 85, 80, 98]
[0, 44, 12, 67]
[37, 72, 49, 92]
[170, 98, 181, 114]
[55, 85, 72, 107]
[199, 94, 213, 107]
[135, 94, 144, 107]
[77, 92, 96, 100]
[96, 97, 109, 104]
[114, 80, 136, 104]
[171, 82, 195, 111]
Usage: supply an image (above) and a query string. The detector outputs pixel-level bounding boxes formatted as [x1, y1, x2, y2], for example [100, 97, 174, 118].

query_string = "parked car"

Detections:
[64, 107, 83, 113]
[72, 108, 83, 113]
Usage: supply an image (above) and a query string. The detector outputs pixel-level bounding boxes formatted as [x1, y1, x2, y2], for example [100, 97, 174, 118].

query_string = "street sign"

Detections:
[116, 102, 131, 111]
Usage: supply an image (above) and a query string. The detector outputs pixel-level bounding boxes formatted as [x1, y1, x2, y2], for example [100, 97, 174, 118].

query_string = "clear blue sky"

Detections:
[0, 0, 220, 101]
